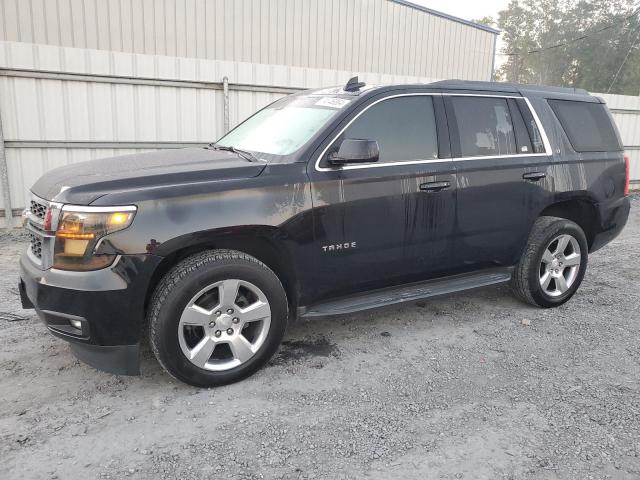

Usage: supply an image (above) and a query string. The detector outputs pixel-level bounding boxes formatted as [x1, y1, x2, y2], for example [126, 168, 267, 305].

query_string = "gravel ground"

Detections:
[1, 197, 639, 480]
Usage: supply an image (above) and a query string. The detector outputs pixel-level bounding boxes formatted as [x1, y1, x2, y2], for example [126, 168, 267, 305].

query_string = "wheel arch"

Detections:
[537, 196, 600, 249]
[143, 227, 301, 318]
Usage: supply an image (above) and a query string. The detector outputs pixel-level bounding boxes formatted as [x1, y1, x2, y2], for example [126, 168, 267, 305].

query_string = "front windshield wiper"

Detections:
[208, 143, 261, 162]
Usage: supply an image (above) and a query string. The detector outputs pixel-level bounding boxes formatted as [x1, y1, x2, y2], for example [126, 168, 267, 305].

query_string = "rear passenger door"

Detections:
[444, 94, 553, 271]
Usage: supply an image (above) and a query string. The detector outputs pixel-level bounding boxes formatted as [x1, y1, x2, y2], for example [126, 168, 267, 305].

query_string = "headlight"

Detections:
[53, 205, 136, 271]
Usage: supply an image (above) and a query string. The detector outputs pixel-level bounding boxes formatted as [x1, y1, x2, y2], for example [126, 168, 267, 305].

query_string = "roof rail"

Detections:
[429, 79, 589, 95]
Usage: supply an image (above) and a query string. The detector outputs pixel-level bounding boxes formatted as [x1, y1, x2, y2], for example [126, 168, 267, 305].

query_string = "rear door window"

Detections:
[548, 99, 622, 152]
[449, 96, 517, 157]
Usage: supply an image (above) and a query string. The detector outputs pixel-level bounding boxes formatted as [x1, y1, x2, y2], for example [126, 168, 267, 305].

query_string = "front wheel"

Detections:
[511, 216, 588, 308]
[148, 250, 288, 387]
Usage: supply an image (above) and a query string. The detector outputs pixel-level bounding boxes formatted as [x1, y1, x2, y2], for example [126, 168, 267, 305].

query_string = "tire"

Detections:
[511, 216, 589, 308]
[148, 249, 288, 387]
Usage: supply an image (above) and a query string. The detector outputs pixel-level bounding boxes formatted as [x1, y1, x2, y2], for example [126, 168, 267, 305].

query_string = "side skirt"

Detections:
[298, 267, 513, 319]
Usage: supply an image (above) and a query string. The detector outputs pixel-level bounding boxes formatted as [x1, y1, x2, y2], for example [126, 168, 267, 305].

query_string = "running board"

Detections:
[299, 268, 512, 318]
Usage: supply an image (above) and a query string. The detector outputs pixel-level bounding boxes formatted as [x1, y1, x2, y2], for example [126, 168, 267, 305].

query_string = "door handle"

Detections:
[523, 172, 546, 181]
[419, 181, 451, 192]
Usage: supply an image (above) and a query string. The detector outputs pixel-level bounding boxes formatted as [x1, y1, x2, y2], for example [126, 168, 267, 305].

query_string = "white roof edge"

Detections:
[389, 0, 501, 35]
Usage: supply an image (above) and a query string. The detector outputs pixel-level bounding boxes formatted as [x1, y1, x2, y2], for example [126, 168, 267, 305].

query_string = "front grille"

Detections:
[30, 199, 47, 221]
[27, 195, 50, 264]
[29, 232, 43, 259]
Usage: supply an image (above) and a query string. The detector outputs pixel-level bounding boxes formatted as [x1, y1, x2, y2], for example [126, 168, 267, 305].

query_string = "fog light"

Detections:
[69, 319, 82, 330]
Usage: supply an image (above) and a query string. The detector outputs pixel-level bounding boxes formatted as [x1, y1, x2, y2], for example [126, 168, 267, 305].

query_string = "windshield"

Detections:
[216, 95, 352, 156]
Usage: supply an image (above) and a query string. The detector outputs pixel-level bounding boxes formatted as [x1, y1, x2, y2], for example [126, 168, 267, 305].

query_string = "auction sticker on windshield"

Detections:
[315, 97, 351, 109]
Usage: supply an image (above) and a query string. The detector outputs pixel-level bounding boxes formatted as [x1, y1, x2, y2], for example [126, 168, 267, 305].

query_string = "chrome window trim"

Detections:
[318, 157, 451, 171]
[314, 92, 553, 172]
[522, 96, 553, 154]
[453, 152, 549, 162]
[314, 93, 442, 172]
[441, 93, 524, 98]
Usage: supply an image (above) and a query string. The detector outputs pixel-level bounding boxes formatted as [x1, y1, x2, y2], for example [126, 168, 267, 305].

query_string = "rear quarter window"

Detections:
[548, 99, 622, 152]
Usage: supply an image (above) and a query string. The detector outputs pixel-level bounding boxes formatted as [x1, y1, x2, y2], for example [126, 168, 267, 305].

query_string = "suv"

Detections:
[19, 79, 630, 387]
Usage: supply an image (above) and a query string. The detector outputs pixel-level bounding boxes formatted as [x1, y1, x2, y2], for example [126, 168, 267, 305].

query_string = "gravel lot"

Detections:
[1, 197, 639, 480]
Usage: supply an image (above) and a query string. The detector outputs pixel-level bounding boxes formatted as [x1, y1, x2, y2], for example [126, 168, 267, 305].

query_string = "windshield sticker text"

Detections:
[315, 97, 351, 109]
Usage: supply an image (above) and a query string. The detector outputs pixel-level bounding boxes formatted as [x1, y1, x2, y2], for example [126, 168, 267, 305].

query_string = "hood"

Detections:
[31, 147, 267, 205]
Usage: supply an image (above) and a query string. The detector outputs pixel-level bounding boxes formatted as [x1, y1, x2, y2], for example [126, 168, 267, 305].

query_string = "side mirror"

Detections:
[328, 139, 379, 165]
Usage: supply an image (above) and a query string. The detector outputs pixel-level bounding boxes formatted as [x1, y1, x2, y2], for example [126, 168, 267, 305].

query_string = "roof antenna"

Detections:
[344, 76, 366, 92]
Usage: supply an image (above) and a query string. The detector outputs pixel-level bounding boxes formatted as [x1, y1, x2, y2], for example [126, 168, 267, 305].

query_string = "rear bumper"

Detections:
[19, 253, 162, 375]
[590, 196, 631, 252]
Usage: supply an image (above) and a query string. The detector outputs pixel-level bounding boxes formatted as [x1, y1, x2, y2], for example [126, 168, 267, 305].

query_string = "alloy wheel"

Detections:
[539, 233, 582, 297]
[177, 279, 271, 371]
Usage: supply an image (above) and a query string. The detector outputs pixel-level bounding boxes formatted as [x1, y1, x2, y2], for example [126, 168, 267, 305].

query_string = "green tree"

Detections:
[496, 0, 640, 94]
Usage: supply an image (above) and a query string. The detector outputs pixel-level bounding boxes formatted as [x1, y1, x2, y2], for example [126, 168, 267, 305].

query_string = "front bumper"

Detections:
[19, 252, 162, 375]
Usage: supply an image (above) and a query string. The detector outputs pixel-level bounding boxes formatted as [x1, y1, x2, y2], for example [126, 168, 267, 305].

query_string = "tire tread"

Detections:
[511, 216, 583, 307]
[147, 249, 285, 385]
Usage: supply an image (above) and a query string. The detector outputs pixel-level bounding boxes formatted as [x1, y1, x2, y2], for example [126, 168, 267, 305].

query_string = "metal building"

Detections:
[597, 93, 640, 188]
[0, 0, 498, 77]
[0, 0, 500, 226]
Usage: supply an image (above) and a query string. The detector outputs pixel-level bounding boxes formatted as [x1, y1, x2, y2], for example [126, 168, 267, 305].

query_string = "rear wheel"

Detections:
[511, 216, 588, 308]
[148, 250, 288, 387]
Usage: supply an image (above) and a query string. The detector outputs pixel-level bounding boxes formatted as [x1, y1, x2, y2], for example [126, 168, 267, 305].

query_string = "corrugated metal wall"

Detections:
[598, 93, 640, 183]
[0, 40, 442, 222]
[2, 45, 639, 225]
[0, 0, 496, 80]
[0, 0, 499, 225]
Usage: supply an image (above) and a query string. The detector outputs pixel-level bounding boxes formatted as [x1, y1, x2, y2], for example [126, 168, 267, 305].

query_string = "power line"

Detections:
[497, 5, 640, 57]
[606, 24, 640, 92]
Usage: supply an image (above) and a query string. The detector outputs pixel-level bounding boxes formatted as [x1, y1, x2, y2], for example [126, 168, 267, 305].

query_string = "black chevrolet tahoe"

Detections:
[19, 78, 631, 387]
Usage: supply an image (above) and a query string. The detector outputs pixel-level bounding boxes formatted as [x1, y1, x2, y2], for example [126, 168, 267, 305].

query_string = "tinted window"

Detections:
[336, 96, 438, 163]
[450, 96, 517, 157]
[507, 99, 533, 154]
[516, 98, 546, 153]
[548, 99, 622, 152]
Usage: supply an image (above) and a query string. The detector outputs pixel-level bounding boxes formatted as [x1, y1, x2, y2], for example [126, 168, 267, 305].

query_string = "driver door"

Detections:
[306, 93, 457, 302]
